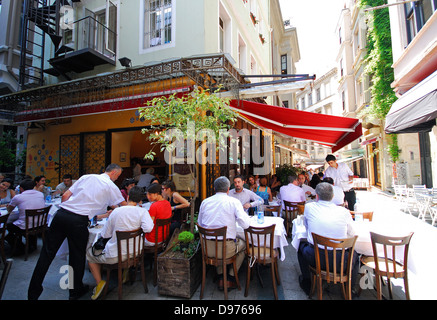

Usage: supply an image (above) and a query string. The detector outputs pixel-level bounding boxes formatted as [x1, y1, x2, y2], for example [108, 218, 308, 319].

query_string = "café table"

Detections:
[236, 216, 288, 261]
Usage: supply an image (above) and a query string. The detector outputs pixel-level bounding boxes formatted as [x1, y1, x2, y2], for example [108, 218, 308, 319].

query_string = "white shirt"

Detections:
[99, 205, 154, 258]
[331, 185, 345, 206]
[8, 190, 45, 229]
[228, 188, 264, 212]
[279, 183, 306, 208]
[198, 192, 251, 239]
[55, 180, 77, 194]
[304, 200, 355, 246]
[301, 184, 316, 196]
[324, 162, 354, 192]
[60, 173, 125, 219]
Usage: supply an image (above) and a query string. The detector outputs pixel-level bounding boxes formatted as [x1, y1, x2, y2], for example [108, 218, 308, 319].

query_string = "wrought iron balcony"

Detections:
[46, 16, 116, 75]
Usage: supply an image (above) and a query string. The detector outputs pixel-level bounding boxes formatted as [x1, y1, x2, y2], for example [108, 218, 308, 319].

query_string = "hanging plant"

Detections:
[259, 33, 265, 44]
[358, 0, 399, 163]
[250, 12, 258, 25]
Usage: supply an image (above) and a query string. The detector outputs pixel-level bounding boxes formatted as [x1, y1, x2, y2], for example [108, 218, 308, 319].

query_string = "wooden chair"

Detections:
[349, 211, 374, 221]
[244, 225, 281, 300]
[0, 214, 9, 264]
[263, 205, 281, 217]
[360, 232, 414, 300]
[309, 233, 358, 300]
[102, 228, 148, 300]
[197, 224, 241, 300]
[143, 216, 173, 286]
[0, 258, 13, 300]
[13, 206, 51, 261]
[283, 201, 305, 237]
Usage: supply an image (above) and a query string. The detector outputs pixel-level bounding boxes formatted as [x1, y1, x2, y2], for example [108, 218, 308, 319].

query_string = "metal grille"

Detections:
[83, 132, 106, 174]
[59, 134, 80, 181]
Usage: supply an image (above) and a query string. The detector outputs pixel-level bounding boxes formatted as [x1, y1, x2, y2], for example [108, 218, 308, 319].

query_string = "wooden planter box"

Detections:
[157, 247, 202, 299]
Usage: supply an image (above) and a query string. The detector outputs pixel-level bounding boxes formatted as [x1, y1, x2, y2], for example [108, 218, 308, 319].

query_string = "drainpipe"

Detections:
[7, 0, 19, 82]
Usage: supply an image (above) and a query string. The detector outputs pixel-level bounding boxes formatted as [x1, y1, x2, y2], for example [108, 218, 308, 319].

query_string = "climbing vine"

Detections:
[358, 0, 399, 162]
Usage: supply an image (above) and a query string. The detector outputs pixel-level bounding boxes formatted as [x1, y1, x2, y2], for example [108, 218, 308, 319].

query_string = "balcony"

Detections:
[46, 16, 116, 76]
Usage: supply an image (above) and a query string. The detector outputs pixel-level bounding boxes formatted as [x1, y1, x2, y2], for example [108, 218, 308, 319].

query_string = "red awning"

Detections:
[230, 100, 362, 153]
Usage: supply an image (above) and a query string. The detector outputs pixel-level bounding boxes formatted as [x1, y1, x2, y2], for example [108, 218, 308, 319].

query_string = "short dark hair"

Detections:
[323, 177, 334, 185]
[325, 154, 336, 162]
[128, 186, 144, 203]
[162, 180, 176, 191]
[20, 179, 36, 191]
[147, 183, 162, 194]
[121, 178, 136, 189]
[34, 175, 45, 183]
[233, 175, 245, 182]
[62, 174, 73, 180]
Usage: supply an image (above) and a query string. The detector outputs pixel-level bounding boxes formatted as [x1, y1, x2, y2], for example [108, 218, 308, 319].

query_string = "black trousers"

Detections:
[297, 241, 359, 288]
[28, 208, 89, 300]
[344, 189, 356, 211]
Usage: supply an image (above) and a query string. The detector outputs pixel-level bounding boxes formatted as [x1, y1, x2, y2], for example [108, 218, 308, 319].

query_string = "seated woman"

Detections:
[144, 183, 172, 246]
[161, 180, 190, 230]
[120, 178, 136, 202]
[0, 178, 15, 207]
[269, 174, 281, 196]
[255, 176, 272, 205]
[86, 186, 154, 300]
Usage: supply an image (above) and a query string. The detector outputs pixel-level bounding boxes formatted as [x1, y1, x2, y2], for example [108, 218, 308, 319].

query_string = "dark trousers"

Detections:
[344, 189, 356, 210]
[297, 241, 359, 288]
[28, 208, 89, 300]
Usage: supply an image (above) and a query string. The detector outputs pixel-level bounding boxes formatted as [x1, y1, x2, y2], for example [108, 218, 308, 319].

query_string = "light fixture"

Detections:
[118, 57, 132, 68]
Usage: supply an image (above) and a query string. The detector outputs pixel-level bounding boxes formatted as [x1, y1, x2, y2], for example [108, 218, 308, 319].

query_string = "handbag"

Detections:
[92, 236, 110, 257]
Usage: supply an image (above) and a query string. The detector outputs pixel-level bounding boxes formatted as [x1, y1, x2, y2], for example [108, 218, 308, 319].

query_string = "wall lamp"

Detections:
[119, 57, 132, 68]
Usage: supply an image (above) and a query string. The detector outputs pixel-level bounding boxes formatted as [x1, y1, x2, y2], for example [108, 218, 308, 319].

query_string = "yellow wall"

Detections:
[26, 109, 151, 188]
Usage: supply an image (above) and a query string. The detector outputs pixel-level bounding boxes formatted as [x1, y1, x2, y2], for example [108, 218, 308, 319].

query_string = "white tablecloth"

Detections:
[236, 216, 288, 261]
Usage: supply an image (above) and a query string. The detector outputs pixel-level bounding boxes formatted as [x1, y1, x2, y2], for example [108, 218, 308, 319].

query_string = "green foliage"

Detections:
[178, 231, 194, 244]
[359, 0, 399, 162]
[275, 164, 299, 186]
[0, 131, 23, 171]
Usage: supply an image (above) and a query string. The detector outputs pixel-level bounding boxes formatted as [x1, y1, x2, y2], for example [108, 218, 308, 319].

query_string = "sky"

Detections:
[279, 0, 347, 77]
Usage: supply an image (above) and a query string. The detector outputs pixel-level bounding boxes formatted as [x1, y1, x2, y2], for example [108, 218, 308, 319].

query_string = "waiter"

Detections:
[28, 164, 127, 300]
[323, 154, 356, 210]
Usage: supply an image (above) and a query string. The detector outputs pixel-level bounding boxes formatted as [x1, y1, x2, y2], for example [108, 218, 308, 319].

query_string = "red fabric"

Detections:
[230, 99, 362, 152]
[145, 200, 172, 243]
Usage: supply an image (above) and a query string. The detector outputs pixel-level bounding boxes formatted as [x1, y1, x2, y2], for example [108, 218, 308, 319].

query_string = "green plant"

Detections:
[178, 231, 194, 244]
[358, 0, 399, 162]
[275, 164, 299, 186]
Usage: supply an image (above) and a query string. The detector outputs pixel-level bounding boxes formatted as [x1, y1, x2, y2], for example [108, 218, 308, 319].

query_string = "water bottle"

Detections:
[353, 199, 363, 222]
[46, 187, 52, 203]
[257, 205, 264, 224]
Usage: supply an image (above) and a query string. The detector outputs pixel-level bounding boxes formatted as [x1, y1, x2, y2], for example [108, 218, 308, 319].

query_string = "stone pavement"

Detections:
[1, 189, 411, 302]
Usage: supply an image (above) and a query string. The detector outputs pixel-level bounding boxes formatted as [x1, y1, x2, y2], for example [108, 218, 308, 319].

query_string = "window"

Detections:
[342, 91, 346, 111]
[308, 92, 312, 106]
[219, 17, 224, 52]
[405, 0, 437, 44]
[281, 54, 287, 74]
[316, 88, 321, 102]
[143, 0, 172, 49]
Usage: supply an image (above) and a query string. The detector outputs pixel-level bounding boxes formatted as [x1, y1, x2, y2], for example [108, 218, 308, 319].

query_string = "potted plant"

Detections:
[259, 33, 265, 44]
[275, 163, 299, 186]
[176, 231, 195, 253]
[250, 12, 258, 25]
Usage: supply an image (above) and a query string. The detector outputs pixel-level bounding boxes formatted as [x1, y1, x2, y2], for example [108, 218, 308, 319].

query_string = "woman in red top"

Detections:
[144, 183, 172, 245]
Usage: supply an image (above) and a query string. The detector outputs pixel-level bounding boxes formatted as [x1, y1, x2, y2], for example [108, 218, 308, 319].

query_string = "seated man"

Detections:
[54, 174, 77, 196]
[229, 175, 263, 214]
[297, 182, 358, 295]
[279, 175, 306, 210]
[144, 183, 172, 246]
[6, 179, 46, 255]
[298, 173, 316, 198]
[322, 177, 345, 206]
[198, 176, 251, 290]
[34, 175, 50, 198]
[86, 186, 154, 300]
[137, 168, 155, 190]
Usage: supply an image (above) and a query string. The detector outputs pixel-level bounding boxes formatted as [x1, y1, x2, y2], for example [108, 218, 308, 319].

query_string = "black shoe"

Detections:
[299, 275, 311, 296]
[69, 285, 90, 300]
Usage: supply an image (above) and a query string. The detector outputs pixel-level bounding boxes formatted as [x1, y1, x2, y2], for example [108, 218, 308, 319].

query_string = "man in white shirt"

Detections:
[228, 175, 263, 214]
[297, 182, 358, 295]
[322, 177, 345, 206]
[28, 164, 127, 300]
[298, 173, 316, 198]
[86, 186, 154, 300]
[279, 175, 306, 209]
[198, 176, 251, 290]
[324, 154, 356, 210]
[54, 174, 77, 196]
